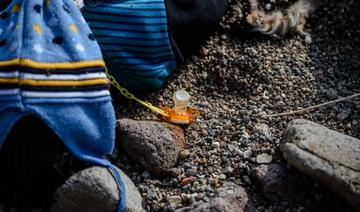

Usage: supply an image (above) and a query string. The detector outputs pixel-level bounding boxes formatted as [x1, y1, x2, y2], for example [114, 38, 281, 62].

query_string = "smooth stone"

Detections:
[52, 166, 145, 212]
[282, 119, 360, 210]
[243, 149, 252, 159]
[256, 153, 273, 164]
[167, 195, 182, 209]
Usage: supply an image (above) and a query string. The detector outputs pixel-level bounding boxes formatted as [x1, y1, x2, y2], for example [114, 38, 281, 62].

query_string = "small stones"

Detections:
[179, 150, 190, 159]
[243, 149, 253, 159]
[218, 174, 227, 180]
[265, 3, 271, 10]
[211, 142, 220, 148]
[322, 88, 338, 100]
[254, 123, 272, 140]
[223, 166, 234, 175]
[175, 183, 255, 212]
[147, 188, 158, 200]
[336, 107, 352, 121]
[167, 195, 182, 209]
[256, 153, 273, 164]
[304, 35, 312, 44]
[220, 34, 228, 40]
[181, 176, 196, 186]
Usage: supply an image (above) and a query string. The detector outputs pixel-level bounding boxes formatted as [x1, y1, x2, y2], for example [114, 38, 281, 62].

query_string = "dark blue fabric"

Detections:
[82, 0, 177, 92]
[0, 99, 115, 163]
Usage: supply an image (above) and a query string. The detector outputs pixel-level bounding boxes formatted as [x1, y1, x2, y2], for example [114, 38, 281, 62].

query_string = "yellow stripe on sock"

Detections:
[0, 78, 109, 87]
[0, 59, 106, 69]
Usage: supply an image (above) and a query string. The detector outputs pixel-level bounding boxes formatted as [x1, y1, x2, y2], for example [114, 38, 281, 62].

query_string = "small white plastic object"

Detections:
[173, 89, 190, 114]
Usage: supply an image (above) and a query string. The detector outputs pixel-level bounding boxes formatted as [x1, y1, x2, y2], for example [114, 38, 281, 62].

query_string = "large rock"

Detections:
[175, 182, 255, 212]
[252, 163, 302, 201]
[52, 166, 145, 212]
[117, 118, 183, 176]
[282, 119, 360, 210]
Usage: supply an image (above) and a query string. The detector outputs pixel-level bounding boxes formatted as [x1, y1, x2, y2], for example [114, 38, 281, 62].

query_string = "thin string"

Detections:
[105, 68, 169, 117]
[263, 92, 360, 118]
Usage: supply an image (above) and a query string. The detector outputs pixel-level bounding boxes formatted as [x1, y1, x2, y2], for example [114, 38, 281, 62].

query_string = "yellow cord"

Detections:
[105, 68, 169, 117]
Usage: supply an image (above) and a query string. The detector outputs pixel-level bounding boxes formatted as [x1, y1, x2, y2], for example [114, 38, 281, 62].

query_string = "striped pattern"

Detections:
[0, 0, 112, 100]
[82, 0, 177, 89]
[0, 60, 110, 99]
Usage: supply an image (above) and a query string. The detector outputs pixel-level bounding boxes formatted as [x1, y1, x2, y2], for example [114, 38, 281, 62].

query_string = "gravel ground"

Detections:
[115, 0, 360, 211]
[0, 0, 359, 211]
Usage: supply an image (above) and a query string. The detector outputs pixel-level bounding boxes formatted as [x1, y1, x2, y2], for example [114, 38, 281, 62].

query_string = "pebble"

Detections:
[211, 142, 220, 148]
[265, 3, 271, 10]
[167, 195, 182, 209]
[256, 153, 273, 164]
[254, 123, 272, 140]
[147, 188, 158, 200]
[180, 176, 196, 186]
[218, 174, 227, 180]
[223, 166, 234, 174]
[243, 149, 253, 159]
[179, 150, 190, 159]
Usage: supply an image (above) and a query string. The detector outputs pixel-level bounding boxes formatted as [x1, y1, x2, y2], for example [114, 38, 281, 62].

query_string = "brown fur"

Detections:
[246, 0, 314, 42]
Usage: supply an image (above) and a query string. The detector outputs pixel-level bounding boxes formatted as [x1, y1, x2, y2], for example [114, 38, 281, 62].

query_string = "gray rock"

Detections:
[211, 142, 220, 148]
[167, 195, 182, 209]
[117, 118, 183, 176]
[175, 182, 255, 212]
[282, 119, 360, 210]
[147, 188, 158, 200]
[243, 149, 252, 159]
[218, 174, 227, 180]
[179, 150, 190, 159]
[256, 153, 272, 164]
[337, 107, 352, 121]
[52, 166, 145, 212]
[254, 123, 272, 140]
[252, 164, 301, 201]
[265, 3, 271, 10]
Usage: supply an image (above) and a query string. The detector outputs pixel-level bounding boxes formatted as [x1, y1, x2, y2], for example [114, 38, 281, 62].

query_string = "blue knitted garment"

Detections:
[0, 0, 125, 211]
[82, 0, 177, 91]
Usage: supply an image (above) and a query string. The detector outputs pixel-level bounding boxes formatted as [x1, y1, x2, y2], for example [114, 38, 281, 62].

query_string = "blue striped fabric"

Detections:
[82, 0, 177, 91]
